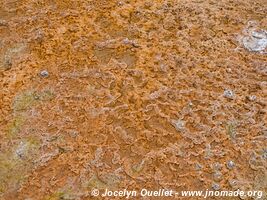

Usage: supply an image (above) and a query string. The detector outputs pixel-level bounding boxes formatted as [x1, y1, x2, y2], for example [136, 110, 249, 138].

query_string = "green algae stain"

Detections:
[6, 115, 26, 137]
[13, 91, 37, 111]
[86, 173, 121, 191]
[44, 189, 76, 200]
[132, 160, 145, 175]
[15, 138, 40, 158]
[0, 138, 40, 195]
[13, 90, 55, 112]
[101, 173, 121, 189]
[87, 175, 108, 190]
[40, 90, 55, 101]
[44, 191, 66, 200]
[1, 89, 53, 194]
[7, 90, 55, 137]
[1, 43, 27, 70]
[226, 122, 236, 140]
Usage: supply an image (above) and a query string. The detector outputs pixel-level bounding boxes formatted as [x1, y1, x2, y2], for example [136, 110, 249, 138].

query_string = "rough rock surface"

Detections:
[0, 0, 266, 199]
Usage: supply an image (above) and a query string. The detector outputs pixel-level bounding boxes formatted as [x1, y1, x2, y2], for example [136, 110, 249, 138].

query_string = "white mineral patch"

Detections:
[90, 147, 104, 167]
[171, 119, 185, 131]
[242, 30, 267, 52]
[223, 89, 235, 99]
[15, 142, 28, 158]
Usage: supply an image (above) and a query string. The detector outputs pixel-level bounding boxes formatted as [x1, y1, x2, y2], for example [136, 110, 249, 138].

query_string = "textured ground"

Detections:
[0, 0, 267, 199]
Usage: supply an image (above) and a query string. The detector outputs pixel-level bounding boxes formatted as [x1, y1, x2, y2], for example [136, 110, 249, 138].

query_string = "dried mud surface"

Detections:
[0, 0, 267, 200]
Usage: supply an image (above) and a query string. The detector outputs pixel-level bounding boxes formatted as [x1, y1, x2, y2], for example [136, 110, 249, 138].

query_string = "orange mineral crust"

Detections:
[0, 0, 266, 200]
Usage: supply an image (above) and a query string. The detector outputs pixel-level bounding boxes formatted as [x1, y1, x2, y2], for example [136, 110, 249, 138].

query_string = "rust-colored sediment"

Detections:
[0, 0, 266, 200]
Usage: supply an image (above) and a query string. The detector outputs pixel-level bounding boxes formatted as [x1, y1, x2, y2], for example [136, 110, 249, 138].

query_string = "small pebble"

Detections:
[228, 179, 237, 188]
[227, 160, 235, 169]
[171, 119, 185, 131]
[213, 171, 223, 181]
[224, 89, 235, 99]
[40, 70, 49, 77]
[248, 95, 257, 101]
[212, 183, 220, 190]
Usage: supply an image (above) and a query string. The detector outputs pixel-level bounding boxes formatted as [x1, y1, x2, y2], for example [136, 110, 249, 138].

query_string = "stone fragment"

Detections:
[212, 182, 220, 190]
[171, 119, 185, 131]
[248, 95, 257, 101]
[223, 89, 234, 99]
[242, 30, 267, 52]
[226, 160, 235, 169]
[40, 70, 49, 78]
